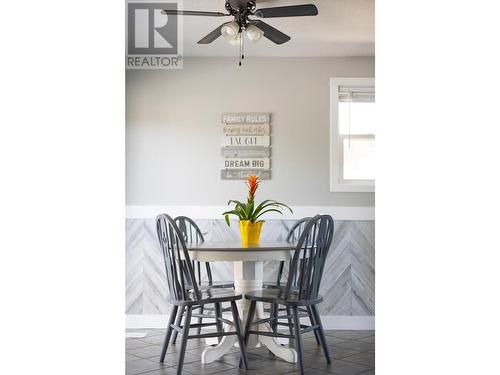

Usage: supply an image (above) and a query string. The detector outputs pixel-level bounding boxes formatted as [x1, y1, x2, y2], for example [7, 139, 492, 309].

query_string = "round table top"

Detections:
[187, 241, 295, 262]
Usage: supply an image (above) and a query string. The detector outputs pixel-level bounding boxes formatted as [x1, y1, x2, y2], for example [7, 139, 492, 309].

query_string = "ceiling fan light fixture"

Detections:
[227, 37, 241, 46]
[221, 21, 240, 40]
[245, 24, 263, 43]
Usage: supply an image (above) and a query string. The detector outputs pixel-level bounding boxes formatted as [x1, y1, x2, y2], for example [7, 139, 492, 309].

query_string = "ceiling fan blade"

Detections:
[254, 4, 318, 18]
[250, 20, 290, 45]
[198, 22, 231, 44]
[161, 9, 229, 17]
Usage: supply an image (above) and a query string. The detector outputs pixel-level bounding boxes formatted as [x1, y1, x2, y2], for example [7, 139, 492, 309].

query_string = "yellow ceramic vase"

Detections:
[239, 220, 264, 246]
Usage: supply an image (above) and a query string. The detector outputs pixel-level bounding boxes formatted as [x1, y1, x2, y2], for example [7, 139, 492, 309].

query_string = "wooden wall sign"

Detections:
[221, 147, 270, 158]
[221, 136, 270, 147]
[221, 170, 271, 180]
[223, 123, 270, 136]
[222, 113, 270, 124]
[222, 158, 270, 170]
[221, 112, 271, 180]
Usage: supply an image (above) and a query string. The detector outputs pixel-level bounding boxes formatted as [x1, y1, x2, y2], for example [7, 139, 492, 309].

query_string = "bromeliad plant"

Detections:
[223, 175, 293, 226]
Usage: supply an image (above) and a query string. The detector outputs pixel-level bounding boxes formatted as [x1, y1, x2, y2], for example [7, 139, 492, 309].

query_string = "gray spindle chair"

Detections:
[243, 215, 334, 375]
[172, 216, 234, 342]
[156, 214, 248, 374]
[263, 217, 312, 289]
[264, 218, 320, 343]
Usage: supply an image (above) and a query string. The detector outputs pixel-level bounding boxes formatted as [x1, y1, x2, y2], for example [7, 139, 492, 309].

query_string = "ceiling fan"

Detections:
[162, 1, 319, 65]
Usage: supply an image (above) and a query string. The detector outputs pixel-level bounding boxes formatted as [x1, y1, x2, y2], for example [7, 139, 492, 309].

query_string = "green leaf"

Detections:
[253, 199, 273, 213]
[252, 202, 289, 221]
[222, 209, 240, 216]
[228, 199, 245, 210]
[273, 201, 293, 214]
[254, 208, 286, 221]
[245, 199, 254, 221]
[222, 209, 245, 223]
[228, 199, 248, 218]
[225, 215, 230, 227]
[251, 200, 277, 220]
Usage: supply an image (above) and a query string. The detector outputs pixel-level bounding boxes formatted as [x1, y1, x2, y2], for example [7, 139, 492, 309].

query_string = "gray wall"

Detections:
[126, 57, 375, 206]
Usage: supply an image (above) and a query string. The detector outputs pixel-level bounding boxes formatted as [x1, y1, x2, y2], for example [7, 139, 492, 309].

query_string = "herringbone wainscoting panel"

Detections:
[126, 219, 170, 314]
[125, 219, 143, 314]
[125, 218, 375, 316]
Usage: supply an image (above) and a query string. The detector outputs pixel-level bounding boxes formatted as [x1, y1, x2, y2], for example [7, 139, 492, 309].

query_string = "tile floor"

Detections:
[126, 329, 375, 375]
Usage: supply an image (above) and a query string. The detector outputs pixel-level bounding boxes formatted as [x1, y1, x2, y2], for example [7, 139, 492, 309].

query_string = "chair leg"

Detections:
[214, 302, 223, 343]
[176, 306, 192, 375]
[197, 305, 204, 336]
[160, 305, 179, 363]
[230, 301, 248, 370]
[286, 306, 294, 336]
[270, 303, 277, 333]
[311, 304, 331, 363]
[292, 306, 305, 375]
[306, 305, 320, 345]
[240, 300, 256, 369]
[171, 305, 185, 344]
[267, 304, 277, 356]
[243, 300, 256, 346]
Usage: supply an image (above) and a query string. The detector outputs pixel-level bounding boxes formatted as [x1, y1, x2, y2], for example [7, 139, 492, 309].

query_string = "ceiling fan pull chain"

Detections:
[238, 31, 242, 66]
[242, 29, 245, 60]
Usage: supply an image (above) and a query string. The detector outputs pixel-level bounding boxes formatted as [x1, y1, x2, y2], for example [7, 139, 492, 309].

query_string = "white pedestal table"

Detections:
[187, 241, 298, 364]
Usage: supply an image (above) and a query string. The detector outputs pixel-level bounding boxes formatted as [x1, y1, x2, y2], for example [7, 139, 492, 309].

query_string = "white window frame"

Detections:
[330, 77, 375, 192]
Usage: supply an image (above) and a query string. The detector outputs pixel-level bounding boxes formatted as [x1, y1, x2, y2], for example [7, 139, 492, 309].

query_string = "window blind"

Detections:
[338, 85, 375, 103]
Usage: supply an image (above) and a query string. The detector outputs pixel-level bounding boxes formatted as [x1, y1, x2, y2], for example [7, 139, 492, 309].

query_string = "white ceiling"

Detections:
[180, 0, 374, 57]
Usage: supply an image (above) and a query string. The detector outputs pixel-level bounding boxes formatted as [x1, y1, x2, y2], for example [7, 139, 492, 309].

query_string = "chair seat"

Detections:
[169, 288, 242, 307]
[198, 304, 232, 312]
[261, 283, 302, 293]
[193, 287, 235, 312]
[199, 281, 234, 289]
[245, 288, 322, 306]
[262, 282, 284, 289]
[185, 281, 234, 291]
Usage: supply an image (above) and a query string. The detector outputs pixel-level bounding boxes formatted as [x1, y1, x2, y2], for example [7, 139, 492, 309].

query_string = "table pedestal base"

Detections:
[201, 261, 297, 364]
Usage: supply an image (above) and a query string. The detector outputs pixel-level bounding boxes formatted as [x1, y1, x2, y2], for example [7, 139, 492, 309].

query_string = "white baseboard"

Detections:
[125, 205, 374, 221]
[318, 316, 375, 330]
[126, 314, 374, 331]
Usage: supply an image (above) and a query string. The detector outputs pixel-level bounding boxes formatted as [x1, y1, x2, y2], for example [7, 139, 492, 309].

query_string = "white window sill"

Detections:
[331, 183, 375, 193]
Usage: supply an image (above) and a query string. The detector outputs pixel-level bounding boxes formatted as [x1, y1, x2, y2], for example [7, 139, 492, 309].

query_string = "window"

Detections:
[330, 78, 375, 192]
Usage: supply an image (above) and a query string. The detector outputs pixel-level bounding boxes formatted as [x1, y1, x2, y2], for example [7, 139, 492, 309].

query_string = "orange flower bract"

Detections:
[246, 175, 260, 200]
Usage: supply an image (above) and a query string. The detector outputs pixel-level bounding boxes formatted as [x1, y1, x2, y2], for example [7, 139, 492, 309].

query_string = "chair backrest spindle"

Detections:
[284, 215, 334, 302]
[286, 217, 312, 243]
[156, 214, 202, 302]
[174, 216, 215, 286]
[276, 217, 312, 286]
